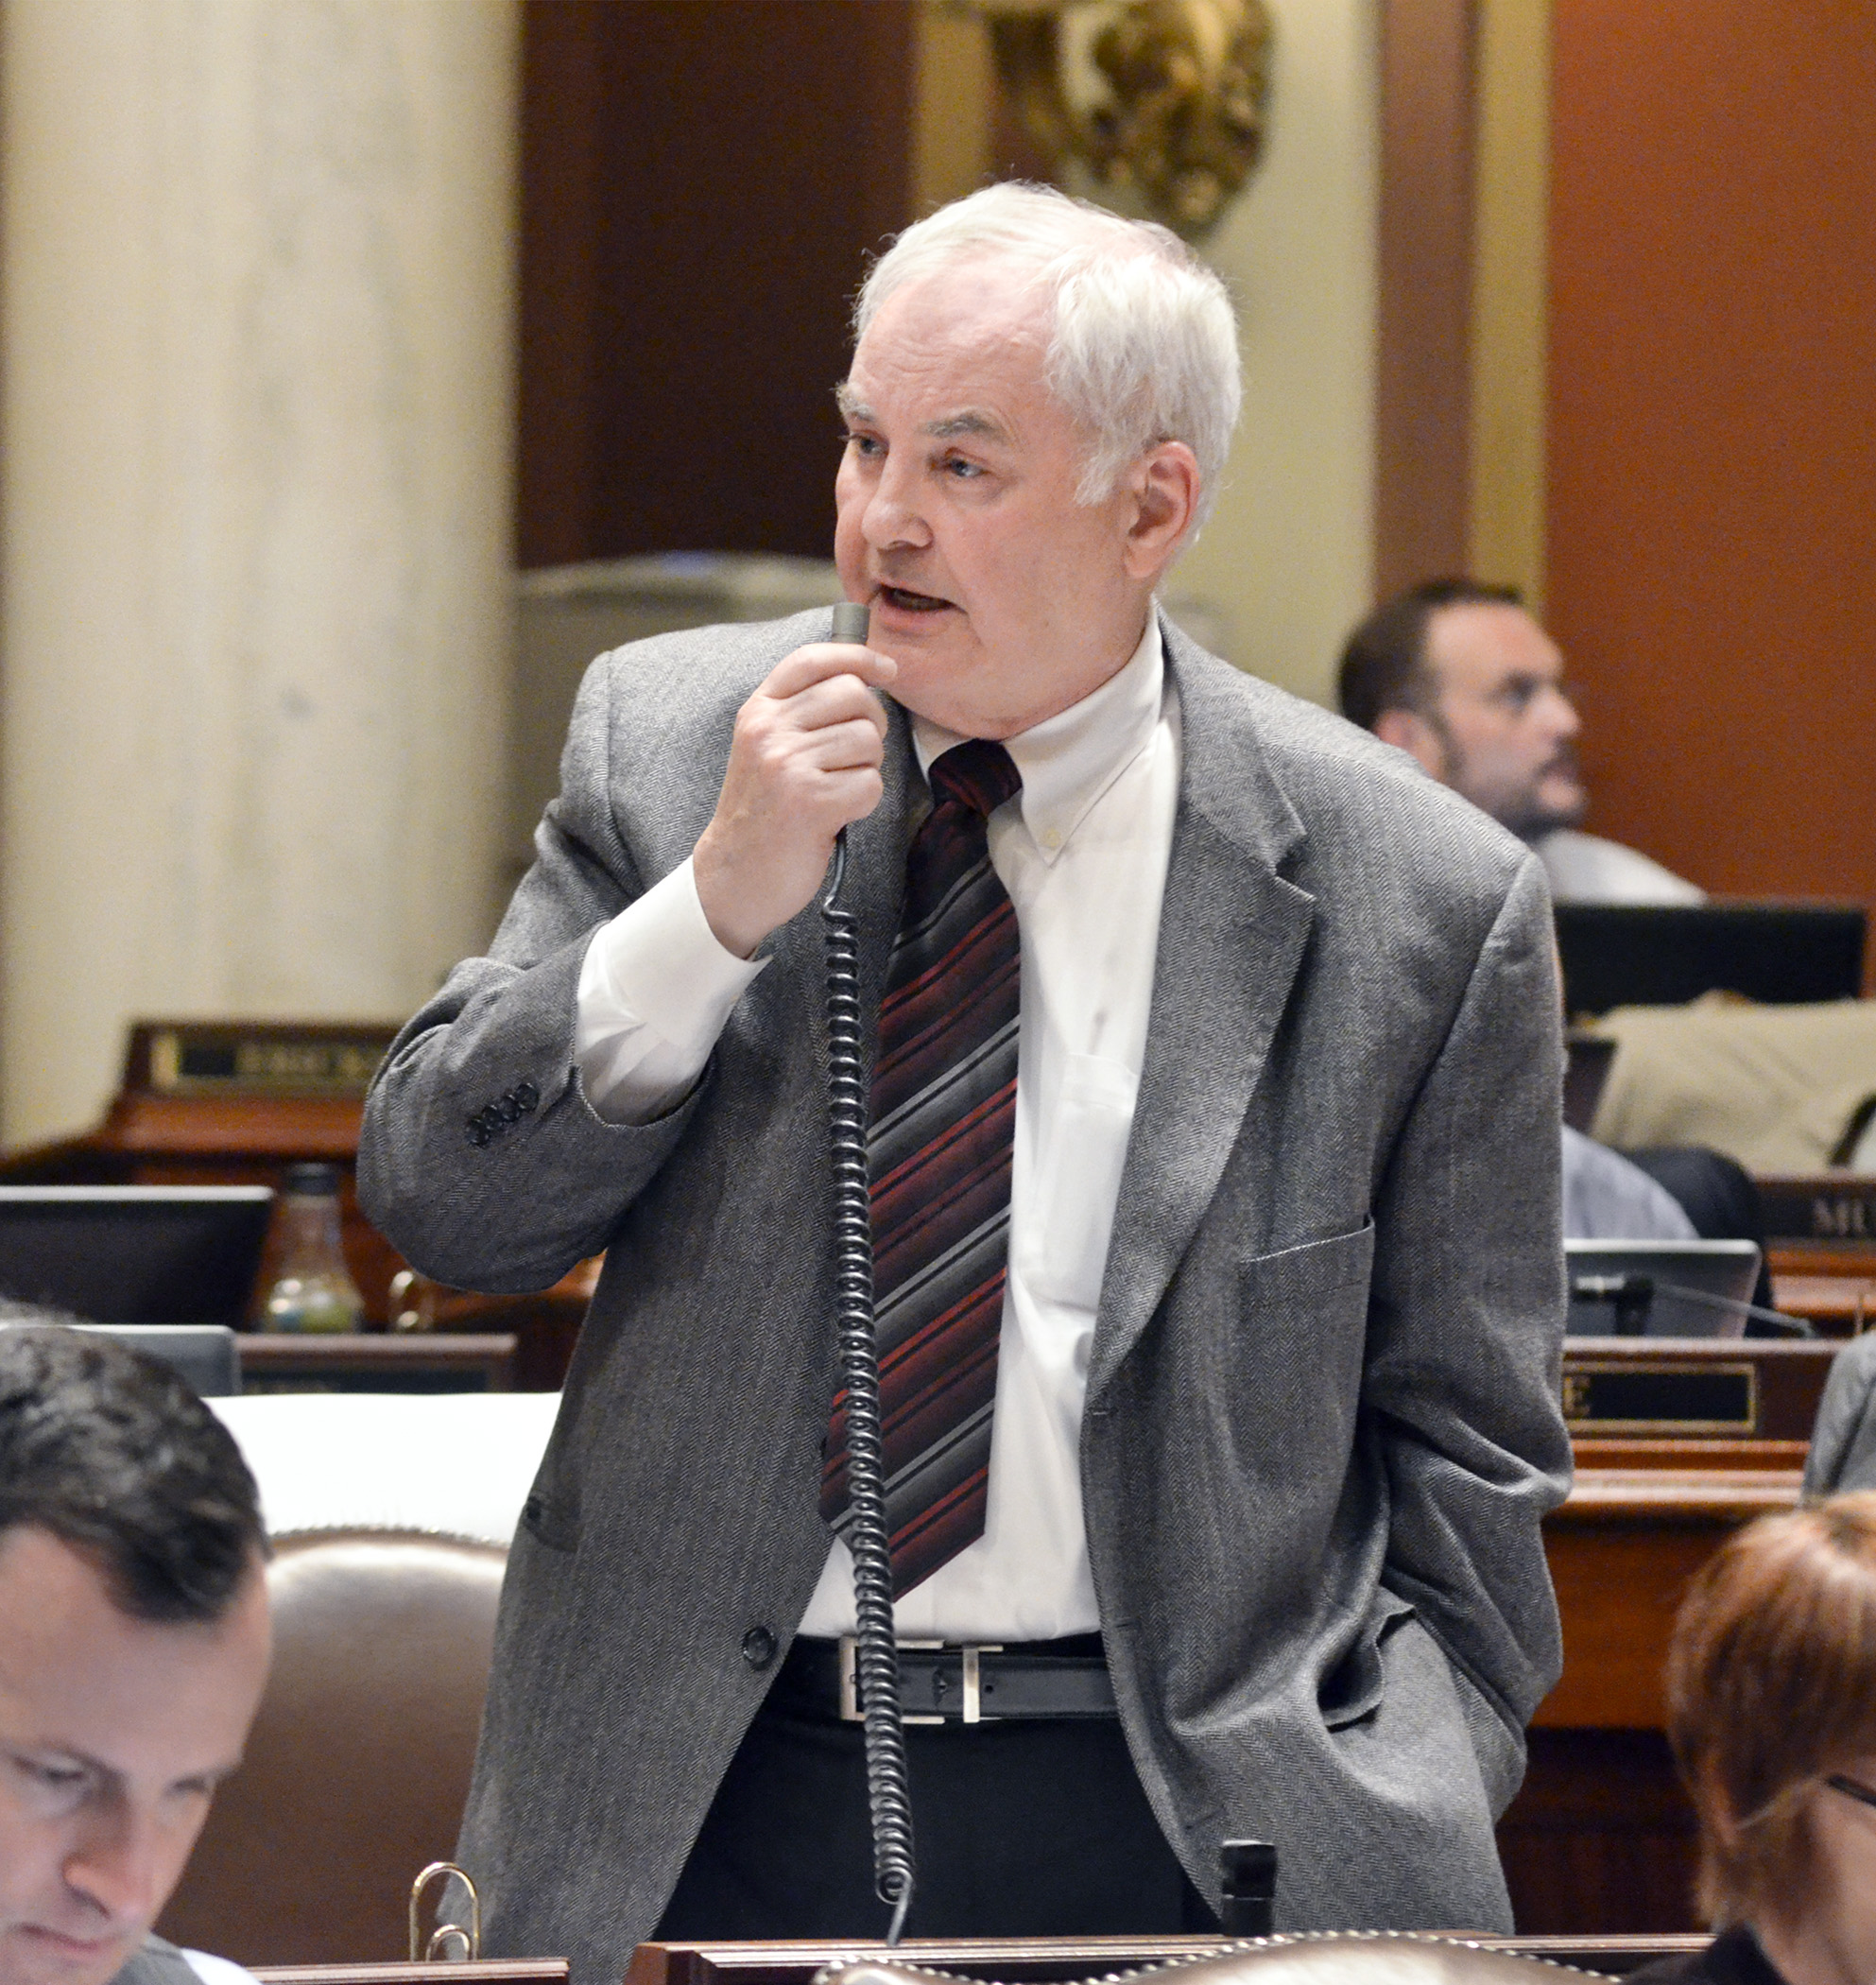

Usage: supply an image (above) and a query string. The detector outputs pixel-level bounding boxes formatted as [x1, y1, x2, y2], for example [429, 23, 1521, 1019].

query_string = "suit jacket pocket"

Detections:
[1317, 1584, 1417, 1730]
[1237, 1219, 1375, 1307]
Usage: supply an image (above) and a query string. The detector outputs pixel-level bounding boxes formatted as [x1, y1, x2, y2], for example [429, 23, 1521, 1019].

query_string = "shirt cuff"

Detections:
[574, 858, 767, 1124]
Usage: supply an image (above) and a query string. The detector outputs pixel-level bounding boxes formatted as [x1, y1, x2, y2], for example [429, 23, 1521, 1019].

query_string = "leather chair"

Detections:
[158, 1527, 508, 1965]
[823, 1940, 1610, 1985]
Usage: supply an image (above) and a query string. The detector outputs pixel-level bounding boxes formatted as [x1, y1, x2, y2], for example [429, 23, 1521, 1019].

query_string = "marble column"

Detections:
[0, 0, 518, 1147]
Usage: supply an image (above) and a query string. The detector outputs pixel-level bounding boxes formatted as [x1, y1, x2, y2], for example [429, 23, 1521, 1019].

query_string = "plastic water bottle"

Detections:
[262, 1163, 364, 1334]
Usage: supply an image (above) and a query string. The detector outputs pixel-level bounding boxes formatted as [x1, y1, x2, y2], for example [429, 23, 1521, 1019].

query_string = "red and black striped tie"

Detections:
[821, 739, 1022, 1596]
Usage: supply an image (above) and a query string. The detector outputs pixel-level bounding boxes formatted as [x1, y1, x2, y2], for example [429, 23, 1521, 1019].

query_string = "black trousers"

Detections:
[655, 1658, 1215, 1941]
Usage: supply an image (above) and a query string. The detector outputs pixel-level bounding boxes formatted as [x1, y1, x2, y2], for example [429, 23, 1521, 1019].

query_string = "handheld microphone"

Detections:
[818, 599, 917, 1943]
[831, 599, 872, 647]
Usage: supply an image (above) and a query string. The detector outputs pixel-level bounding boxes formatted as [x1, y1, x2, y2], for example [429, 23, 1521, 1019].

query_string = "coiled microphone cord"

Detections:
[822, 602, 916, 1943]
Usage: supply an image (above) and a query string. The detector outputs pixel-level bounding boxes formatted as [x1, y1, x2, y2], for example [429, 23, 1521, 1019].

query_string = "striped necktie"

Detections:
[821, 739, 1023, 1596]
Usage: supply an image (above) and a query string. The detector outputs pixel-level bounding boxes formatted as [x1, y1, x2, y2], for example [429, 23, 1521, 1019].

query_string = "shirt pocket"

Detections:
[1029, 1053, 1139, 1312]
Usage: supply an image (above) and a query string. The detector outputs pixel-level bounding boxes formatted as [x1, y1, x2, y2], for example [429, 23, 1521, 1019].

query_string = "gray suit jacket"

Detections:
[358, 611, 1571, 1981]
[1803, 1332, 1876, 1495]
[112, 1940, 203, 1985]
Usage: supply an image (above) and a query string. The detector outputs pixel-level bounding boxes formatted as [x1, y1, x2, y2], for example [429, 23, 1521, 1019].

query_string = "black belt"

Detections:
[777, 1633, 1117, 1725]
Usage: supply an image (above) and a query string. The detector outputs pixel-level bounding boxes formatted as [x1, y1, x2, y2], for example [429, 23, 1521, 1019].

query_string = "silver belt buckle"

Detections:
[837, 1638, 1003, 1723]
[959, 1642, 1003, 1724]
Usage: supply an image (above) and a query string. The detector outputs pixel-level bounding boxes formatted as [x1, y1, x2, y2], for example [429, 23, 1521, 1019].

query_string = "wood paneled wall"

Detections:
[1544, 1, 1876, 901]
[517, 1, 916, 569]
[1373, 0, 1476, 598]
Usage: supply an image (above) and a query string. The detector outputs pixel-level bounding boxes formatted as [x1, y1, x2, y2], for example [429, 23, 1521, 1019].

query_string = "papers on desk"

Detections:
[211, 1390, 559, 1544]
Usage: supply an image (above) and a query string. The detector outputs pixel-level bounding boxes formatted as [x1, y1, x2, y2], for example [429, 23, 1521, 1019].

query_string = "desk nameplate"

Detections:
[1562, 1358, 1757, 1438]
[134, 1020, 398, 1099]
[1760, 1172, 1876, 1244]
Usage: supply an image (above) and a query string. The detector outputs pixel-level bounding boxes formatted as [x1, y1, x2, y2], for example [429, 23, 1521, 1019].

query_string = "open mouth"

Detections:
[876, 583, 953, 614]
[20, 1927, 120, 1959]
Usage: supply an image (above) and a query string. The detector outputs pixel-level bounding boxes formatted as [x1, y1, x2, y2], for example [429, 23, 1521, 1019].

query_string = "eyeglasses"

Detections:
[1826, 1772, 1876, 1812]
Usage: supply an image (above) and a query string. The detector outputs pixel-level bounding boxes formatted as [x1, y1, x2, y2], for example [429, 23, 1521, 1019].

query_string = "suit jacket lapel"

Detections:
[1087, 621, 1317, 1402]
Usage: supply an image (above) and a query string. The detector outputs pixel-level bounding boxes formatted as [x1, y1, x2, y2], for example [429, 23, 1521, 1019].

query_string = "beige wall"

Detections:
[913, 0, 1383, 706]
[0, 1, 1389, 1145]
[1468, 0, 1551, 607]
[0, 1, 519, 1147]
[1174, 0, 1382, 705]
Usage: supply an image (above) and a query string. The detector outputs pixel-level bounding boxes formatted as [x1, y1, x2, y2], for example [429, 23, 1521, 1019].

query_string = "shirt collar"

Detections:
[909, 613, 1164, 866]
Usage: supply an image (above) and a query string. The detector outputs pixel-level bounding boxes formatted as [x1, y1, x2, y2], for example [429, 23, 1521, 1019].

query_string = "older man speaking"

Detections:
[361, 185, 1570, 1974]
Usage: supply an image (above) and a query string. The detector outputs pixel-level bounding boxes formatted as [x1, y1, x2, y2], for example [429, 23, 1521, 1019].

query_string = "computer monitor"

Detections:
[0, 1185, 274, 1328]
[1555, 902, 1867, 1015]
[1562, 1030, 1616, 1133]
[1566, 1239, 1764, 1338]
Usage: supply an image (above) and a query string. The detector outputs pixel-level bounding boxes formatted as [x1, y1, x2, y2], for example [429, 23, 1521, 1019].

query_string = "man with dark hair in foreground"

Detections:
[0, 1327, 271, 1985]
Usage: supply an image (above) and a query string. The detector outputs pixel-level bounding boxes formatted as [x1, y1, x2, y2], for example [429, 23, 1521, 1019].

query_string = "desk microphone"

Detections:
[1220, 1839, 1277, 1936]
[1570, 1272, 1810, 1338]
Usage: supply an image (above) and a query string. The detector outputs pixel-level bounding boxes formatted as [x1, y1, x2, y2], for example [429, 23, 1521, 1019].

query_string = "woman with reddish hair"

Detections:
[1635, 1493, 1876, 1985]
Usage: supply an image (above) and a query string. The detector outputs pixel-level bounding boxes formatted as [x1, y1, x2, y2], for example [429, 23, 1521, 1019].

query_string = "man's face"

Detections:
[834, 265, 1174, 739]
[1404, 602, 1588, 839]
[0, 1528, 271, 1985]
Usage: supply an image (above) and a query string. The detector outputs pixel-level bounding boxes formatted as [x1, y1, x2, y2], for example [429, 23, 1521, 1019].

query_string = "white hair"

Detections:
[853, 182, 1241, 528]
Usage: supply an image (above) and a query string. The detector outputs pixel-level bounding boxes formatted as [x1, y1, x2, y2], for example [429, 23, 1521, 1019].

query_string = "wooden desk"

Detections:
[625, 1934, 1707, 1985]
[1500, 1466, 1802, 1935]
[257, 1968, 566, 1985]
[1771, 1271, 1874, 1336]
[1571, 1438, 1807, 1472]
[1540, 1468, 1801, 1730]
[240, 1332, 518, 1393]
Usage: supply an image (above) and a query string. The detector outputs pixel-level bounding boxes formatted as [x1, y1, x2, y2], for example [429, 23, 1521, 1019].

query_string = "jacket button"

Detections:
[498, 1093, 524, 1123]
[741, 1625, 778, 1670]
[513, 1081, 539, 1112]
[466, 1117, 491, 1148]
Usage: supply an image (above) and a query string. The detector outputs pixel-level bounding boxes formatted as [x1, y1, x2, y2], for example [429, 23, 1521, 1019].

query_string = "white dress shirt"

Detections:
[575, 619, 1179, 1640]
[182, 1952, 262, 1985]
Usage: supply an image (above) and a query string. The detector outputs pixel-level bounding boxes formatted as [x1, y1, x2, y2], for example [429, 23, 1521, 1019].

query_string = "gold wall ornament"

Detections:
[963, 0, 1272, 238]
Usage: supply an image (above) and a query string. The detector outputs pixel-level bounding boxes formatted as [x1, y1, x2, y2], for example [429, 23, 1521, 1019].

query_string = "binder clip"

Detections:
[410, 1861, 480, 1962]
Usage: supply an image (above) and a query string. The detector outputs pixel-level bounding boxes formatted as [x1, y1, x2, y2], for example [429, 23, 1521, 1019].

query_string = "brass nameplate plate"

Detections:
[143, 1024, 396, 1098]
[1562, 1359, 1758, 1438]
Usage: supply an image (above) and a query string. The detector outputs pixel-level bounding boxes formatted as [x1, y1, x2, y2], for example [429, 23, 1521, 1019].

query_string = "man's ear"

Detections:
[1120, 441, 1201, 583]
[1373, 706, 1449, 781]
